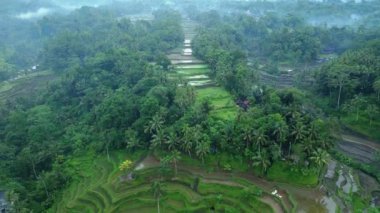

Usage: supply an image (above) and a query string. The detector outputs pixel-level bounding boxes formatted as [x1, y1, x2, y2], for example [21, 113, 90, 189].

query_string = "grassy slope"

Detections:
[341, 114, 380, 142]
[266, 162, 319, 186]
[51, 151, 273, 213]
[196, 87, 238, 121]
[174, 64, 238, 121]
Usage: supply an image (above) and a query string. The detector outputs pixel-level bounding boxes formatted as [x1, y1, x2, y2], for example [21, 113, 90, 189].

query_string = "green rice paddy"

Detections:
[50, 151, 274, 213]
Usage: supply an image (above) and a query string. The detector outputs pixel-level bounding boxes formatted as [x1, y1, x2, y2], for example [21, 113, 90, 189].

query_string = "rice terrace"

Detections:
[0, 0, 380, 213]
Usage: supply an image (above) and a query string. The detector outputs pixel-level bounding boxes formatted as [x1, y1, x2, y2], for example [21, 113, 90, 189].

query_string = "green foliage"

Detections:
[267, 162, 319, 186]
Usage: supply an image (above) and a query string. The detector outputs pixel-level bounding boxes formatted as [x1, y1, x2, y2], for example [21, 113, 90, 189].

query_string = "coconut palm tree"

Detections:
[309, 148, 329, 168]
[125, 129, 141, 151]
[365, 104, 379, 126]
[253, 128, 268, 155]
[145, 114, 164, 134]
[165, 132, 180, 151]
[269, 144, 281, 161]
[169, 150, 181, 177]
[151, 130, 166, 150]
[151, 181, 163, 213]
[373, 79, 380, 101]
[181, 125, 194, 157]
[196, 140, 210, 164]
[273, 121, 288, 155]
[252, 151, 271, 175]
[290, 118, 307, 156]
[302, 138, 315, 156]
[243, 127, 253, 149]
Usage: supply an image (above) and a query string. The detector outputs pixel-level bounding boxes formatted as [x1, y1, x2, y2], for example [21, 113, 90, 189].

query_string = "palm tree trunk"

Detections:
[157, 198, 160, 213]
[32, 160, 49, 198]
[337, 84, 342, 109]
[106, 144, 110, 161]
[174, 160, 177, 177]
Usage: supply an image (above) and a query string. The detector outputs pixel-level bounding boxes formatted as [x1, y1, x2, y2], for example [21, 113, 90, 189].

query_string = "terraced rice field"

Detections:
[169, 19, 238, 121]
[51, 152, 275, 213]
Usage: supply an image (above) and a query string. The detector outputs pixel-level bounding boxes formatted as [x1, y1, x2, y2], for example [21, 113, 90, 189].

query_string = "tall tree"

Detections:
[273, 121, 288, 156]
[365, 104, 379, 126]
[290, 117, 308, 156]
[165, 132, 180, 151]
[195, 139, 210, 164]
[181, 125, 194, 157]
[327, 64, 357, 109]
[253, 128, 268, 155]
[342, 94, 367, 121]
[169, 150, 181, 177]
[252, 151, 271, 175]
[151, 181, 163, 213]
[309, 148, 329, 168]
[145, 114, 164, 135]
[373, 79, 380, 101]
[151, 130, 166, 150]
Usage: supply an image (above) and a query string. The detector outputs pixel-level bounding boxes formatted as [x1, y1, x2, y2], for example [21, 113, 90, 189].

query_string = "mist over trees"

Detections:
[0, 0, 380, 212]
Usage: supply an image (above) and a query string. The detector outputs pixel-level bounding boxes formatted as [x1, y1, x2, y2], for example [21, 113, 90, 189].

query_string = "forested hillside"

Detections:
[0, 0, 380, 212]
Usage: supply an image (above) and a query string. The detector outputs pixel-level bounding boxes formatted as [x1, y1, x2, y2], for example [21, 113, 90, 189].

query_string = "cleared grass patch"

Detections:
[195, 87, 238, 121]
[196, 87, 231, 100]
[175, 68, 209, 76]
[266, 162, 319, 187]
[211, 107, 238, 121]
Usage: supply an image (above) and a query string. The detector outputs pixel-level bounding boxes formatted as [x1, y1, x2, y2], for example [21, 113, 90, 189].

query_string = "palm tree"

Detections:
[126, 130, 141, 151]
[145, 114, 164, 134]
[252, 151, 271, 175]
[373, 79, 380, 101]
[181, 125, 193, 157]
[365, 104, 379, 126]
[269, 144, 281, 161]
[151, 130, 166, 150]
[302, 138, 315, 156]
[318, 135, 333, 150]
[309, 148, 329, 168]
[151, 181, 163, 213]
[290, 118, 307, 156]
[169, 150, 181, 177]
[181, 124, 193, 157]
[273, 122, 288, 155]
[253, 128, 268, 155]
[327, 64, 355, 109]
[196, 140, 210, 164]
[165, 132, 179, 151]
[243, 127, 253, 149]
[342, 95, 367, 121]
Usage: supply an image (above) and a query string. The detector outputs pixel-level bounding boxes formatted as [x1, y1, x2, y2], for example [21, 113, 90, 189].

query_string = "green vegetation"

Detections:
[1, 1, 380, 212]
[267, 162, 319, 186]
[196, 87, 237, 121]
[341, 115, 380, 141]
[51, 151, 273, 213]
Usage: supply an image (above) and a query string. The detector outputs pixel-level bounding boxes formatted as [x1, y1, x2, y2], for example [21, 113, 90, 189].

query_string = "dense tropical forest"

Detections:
[0, 0, 380, 212]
